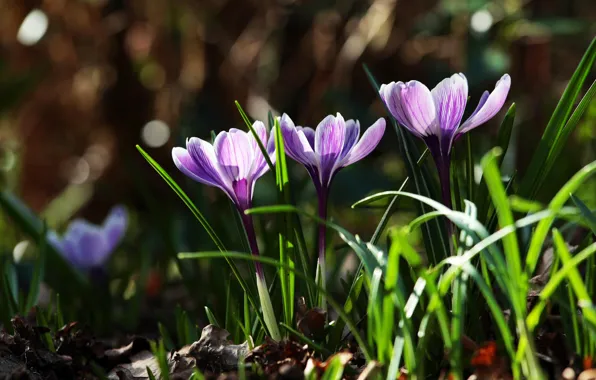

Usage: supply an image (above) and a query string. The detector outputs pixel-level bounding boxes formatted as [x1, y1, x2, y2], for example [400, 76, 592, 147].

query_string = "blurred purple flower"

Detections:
[281, 113, 385, 305]
[379, 73, 511, 208]
[47, 205, 127, 271]
[172, 121, 276, 213]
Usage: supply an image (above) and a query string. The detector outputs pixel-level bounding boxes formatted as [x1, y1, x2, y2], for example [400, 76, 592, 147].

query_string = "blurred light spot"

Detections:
[139, 62, 166, 90]
[17, 9, 49, 46]
[84, 144, 109, 171]
[0, 148, 16, 171]
[84, 144, 110, 180]
[13, 240, 31, 263]
[247, 93, 278, 124]
[470, 10, 493, 33]
[141, 120, 170, 148]
[63, 157, 90, 184]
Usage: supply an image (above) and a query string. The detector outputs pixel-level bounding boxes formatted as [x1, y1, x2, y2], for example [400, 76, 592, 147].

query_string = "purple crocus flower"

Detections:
[172, 122, 276, 264]
[172, 121, 281, 340]
[47, 205, 127, 272]
[379, 73, 511, 208]
[280, 113, 385, 304]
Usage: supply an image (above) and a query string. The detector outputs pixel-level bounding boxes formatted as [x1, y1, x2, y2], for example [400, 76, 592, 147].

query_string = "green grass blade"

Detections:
[136, 145, 268, 332]
[35, 308, 55, 352]
[280, 323, 332, 355]
[234, 101, 275, 172]
[272, 116, 295, 329]
[179, 250, 373, 361]
[247, 205, 386, 276]
[526, 160, 596, 276]
[0, 191, 87, 296]
[571, 194, 596, 235]
[25, 222, 47, 312]
[552, 230, 596, 327]
[544, 80, 596, 178]
[480, 148, 523, 292]
[520, 37, 596, 198]
[527, 242, 596, 331]
[136, 145, 225, 251]
[204, 306, 220, 327]
[476, 103, 516, 222]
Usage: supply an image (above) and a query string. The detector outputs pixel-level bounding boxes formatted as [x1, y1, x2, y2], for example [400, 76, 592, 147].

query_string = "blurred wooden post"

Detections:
[510, 34, 552, 176]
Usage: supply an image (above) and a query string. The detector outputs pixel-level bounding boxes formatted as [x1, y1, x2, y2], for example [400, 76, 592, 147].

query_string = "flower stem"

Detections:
[241, 212, 265, 276]
[437, 155, 455, 253]
[438, 156, 453, 211]
[240, 210, 281, 341]
[316, 186, 329, 311]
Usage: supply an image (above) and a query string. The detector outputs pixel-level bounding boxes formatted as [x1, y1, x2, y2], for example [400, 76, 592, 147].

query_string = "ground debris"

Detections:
[108, 324, 249, 380]
[0, 316, 73, 379]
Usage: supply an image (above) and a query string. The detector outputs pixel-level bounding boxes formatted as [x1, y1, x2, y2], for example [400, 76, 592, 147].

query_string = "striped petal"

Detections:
[431, 73, 468, 136]
[214, 129, 254, 183]
[380, 81, 437, 137]
[459, 74, 511, 134]
[314, 113, 346, 185]
[341, 118, 386, 167]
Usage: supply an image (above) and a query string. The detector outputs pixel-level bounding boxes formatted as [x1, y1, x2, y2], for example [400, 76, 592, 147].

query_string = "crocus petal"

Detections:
[248, 121, 277, 181]
[341, 118, 386, 167]
[379, 82, 411, 131]
[314, 113, 346, 184]
[339, 120, 360, 161]
[102, 205, 127, 252]
[281, 114, 317, 167]
[380, 81, 436, 137]
[173, 141, 222, 188]
[431, 73, 468, 136]
[77, 228, 110, 268]
[300, 127, 316, 149]
[214, 129, 254, 182]
[458, 74, 511, 134]
[398, 81, 437, 136]
[62, 220, 108, 269]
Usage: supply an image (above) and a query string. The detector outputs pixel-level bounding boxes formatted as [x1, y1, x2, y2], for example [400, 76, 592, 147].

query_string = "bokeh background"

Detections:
[1, 0, 595, 335]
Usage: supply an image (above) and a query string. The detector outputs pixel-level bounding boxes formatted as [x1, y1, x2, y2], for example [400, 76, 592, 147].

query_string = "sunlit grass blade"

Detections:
[179, 250, 373, 361]
[149, 339, 170, 380]
[475, 103, 516, 222]
[320, 353, 351, 380]
[519, 37, 596, 199]
[449, 201, 477, 378]
[526, 160, 596, 276]
[527, 241, 596, 331]
[481, 148, 523, 291]
[387, 335, 405, 380]
[552, 230, 596, 328]
[272, 116, 296, 329]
